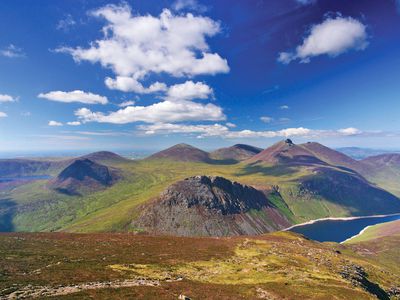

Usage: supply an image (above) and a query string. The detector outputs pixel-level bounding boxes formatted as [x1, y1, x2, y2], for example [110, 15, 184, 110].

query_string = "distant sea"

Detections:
[0, 149, 155, 160]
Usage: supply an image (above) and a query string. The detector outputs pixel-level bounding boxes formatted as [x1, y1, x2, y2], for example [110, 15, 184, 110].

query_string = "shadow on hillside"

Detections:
[55, 187, 81, 196]
[208, 158, 239, 165]
[362, 278, 390, 300]
[0, 198, 17, 232]
[301, 167, 400, 216]
[236, 163, 297, 177]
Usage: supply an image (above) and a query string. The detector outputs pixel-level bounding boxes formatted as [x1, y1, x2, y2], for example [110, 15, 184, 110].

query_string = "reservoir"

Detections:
[288, 214, 400, 243]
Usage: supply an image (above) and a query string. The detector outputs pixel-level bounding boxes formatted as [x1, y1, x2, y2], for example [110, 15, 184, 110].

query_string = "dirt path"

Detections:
[1, 279, 160, 299]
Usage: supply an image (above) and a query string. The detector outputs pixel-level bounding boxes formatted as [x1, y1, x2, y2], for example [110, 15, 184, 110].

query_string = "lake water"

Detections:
[288, 214, 400, 243]
[0, 175, 51, 183]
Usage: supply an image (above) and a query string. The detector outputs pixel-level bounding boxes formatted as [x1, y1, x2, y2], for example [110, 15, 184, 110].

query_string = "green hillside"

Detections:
[345, 219, 400, 244]
[2, 149, 400, 233]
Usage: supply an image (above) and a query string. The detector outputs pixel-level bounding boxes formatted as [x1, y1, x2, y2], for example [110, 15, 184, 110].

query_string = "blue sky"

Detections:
[1, 0, 400, 153]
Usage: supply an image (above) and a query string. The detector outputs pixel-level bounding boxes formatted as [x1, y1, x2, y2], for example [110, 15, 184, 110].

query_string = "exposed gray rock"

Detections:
[160, 175, 268, 215]
[132, 175, 291, 237]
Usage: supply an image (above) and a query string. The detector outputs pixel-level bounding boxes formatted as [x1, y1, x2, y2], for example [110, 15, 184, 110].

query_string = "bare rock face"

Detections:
[132, 175, 291, 237]
[160, 176, 267, 214]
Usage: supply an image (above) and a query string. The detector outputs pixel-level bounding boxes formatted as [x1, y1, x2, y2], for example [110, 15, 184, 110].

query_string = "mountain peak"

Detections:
[170, 143, 197, 149]
[57, 159, 111, 182]
[81, 151, 128, 164]
[49, 158, 118, 195]
[300, 141, 363, 171]
[148, 143, 211, 163]
[285, 139, 294, 145]
[247, 139, 316, 164]
[210, 144, 262, 162]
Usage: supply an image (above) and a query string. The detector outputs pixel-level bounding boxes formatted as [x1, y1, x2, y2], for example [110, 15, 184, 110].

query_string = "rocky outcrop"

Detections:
[340, 264, 389, 300]
[132, 175, 291, 236]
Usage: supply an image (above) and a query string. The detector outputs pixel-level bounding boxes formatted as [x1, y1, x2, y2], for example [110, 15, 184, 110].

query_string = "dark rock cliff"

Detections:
[132, 175, 291, 236]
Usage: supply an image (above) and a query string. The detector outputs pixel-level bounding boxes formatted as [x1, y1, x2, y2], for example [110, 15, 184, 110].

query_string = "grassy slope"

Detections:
[0, 231, 397, 299]
[63, 160, 305, 232]
[344, 222, 400, 293]
[365, 167, 400, 197]
[345, 219, 400, 244]
[2, 159, 304, 232]
[3, 158, 399, 233]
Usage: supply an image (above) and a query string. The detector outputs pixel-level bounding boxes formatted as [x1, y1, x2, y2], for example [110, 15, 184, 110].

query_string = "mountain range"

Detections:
[337, 147, 400, 160]
[1, 140, 400, 235]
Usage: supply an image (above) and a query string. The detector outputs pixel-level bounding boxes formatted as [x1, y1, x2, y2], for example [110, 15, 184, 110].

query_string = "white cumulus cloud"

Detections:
[278, 16, 368, 64]
[260, 116, 274, 123]
[0, 94, 18, 103]
[105, 77, 167, 93]
[75, 100, 225, 124]
[48, 120, 63, 126]
[56, 4, 229, 93]
[173, 0, 207, 12]
[118, 100, 136, 107]
[38, 90, 108, 105]
[338, 127, 361, 135]
[67, 121, 81, 126]
[0, 112, 7, 118]
[56, 14, 76, 31]
[137, 123, 363, 139]
[138, 123, 228, 136]
[0, 44, 25, 58]
[166, 81, 213, 101]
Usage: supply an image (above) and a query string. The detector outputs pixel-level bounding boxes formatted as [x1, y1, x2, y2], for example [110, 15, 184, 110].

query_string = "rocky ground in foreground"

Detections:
[1, 231, 399, 299]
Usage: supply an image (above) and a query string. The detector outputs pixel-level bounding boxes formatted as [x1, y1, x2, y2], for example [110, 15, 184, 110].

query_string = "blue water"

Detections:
[0, 175, 51, 183]
[289, 214, 400, 243]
